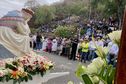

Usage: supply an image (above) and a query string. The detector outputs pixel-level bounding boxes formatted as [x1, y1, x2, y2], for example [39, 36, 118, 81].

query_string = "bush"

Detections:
[54, 25, 76, 38]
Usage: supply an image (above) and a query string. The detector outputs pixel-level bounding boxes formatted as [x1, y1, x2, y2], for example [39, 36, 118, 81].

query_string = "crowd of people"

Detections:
[30, 19, 119, 66]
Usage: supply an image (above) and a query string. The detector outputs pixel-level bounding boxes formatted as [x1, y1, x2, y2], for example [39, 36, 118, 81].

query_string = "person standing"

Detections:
[31, 33, 37, 50]
[47, 38, 52, 53]
[56, 37, 62, 55]
[42, 37, 47, 51]
[65, 38, 71, 58]
[36, 32, 42, 52]
[81, 38, 89, 63]
[69, 36, 78, 60]
[52, 38, 58, 53]
[89, 38, 97, 60]
[97, 36, 104, 47]
[60, 38, 66, 56]
[76, 39, 83, 60]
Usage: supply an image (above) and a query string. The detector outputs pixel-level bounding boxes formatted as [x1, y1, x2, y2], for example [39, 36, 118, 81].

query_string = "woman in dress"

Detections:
[42, 37, 48, 52]
[52, 38, 58, 53]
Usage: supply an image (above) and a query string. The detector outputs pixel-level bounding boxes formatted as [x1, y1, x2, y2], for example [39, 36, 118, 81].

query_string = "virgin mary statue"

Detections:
[0, 8, 34, 59]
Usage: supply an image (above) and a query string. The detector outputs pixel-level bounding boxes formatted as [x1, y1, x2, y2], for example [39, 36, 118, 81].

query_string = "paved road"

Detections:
[38, 51, 89, 84]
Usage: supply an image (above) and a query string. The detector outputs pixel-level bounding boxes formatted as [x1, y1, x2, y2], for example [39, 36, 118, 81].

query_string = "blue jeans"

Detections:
[81, 52, 88, 62]
[89, 50, 97, 60]
[107, 53, 117, 67]
[36, 42, 42, 50]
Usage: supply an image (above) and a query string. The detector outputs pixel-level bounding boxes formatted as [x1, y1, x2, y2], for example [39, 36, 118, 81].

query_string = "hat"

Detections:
[22, 8, 34, 16]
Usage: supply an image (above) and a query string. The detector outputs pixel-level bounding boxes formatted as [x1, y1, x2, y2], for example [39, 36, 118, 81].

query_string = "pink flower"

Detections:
[0, 71, 5, 77]
[0, 60, 5, 67]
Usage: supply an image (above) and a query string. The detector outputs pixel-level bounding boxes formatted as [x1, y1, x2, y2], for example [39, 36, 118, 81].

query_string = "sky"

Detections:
[0, 0, 61, 17]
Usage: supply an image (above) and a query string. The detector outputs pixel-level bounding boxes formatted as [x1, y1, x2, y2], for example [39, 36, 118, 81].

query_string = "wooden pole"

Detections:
[115, 7, 126, 84]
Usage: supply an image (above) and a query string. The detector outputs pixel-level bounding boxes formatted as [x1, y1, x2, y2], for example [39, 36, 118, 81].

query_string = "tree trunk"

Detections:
[115, 7, 126, 84]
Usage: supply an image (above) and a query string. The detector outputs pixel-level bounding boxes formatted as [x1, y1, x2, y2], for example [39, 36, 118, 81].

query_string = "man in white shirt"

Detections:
[89, 38, 97, 60]
[97, 37, 104, 47]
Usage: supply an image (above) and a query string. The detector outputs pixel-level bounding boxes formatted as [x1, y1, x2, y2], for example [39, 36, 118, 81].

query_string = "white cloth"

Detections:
[32, 35, 36, 42]
[0, 21, 31, 57]
[89, 41, 96, 50]
[52, 39, 57, 51]
[42, 39, 47, 51]
[97, 40, 104, 47]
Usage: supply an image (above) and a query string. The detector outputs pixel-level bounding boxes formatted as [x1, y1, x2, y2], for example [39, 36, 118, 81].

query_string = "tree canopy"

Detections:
[35, 5, 56, 25]
[54, 25, 76, 38]
[29, 0, 126, 28]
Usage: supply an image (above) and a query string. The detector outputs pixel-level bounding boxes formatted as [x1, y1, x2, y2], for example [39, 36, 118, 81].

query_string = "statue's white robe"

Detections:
[0, 21, 31, 57]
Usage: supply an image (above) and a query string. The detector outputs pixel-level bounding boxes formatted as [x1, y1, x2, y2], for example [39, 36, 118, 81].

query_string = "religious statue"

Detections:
[0, 8, 34, 59]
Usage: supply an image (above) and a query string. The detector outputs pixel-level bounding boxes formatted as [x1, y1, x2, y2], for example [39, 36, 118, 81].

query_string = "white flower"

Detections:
[0, 70, 5, 77]
[108, 30, 121, 46]
[103, 47, 109, 55]
[90, 76, 100, 84]
[2, 69, 9, 74]
[92, 57, 105, 69]
[18, 67, 24, 72]
[86, 63, 98, 74]
[95, 46, 109, 58]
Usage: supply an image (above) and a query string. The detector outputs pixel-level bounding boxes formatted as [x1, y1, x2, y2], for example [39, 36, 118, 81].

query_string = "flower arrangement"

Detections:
[0, 51, 53, 84]
[75, 30, 122, 84]
[108, 30, 122, 46]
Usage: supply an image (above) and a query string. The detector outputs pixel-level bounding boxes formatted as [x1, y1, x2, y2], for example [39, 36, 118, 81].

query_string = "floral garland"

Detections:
[0, 51, 53, 84]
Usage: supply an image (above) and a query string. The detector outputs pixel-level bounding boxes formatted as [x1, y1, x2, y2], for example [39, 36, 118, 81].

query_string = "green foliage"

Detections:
[75, 64, 86, 80]
[82, 74, 93, 84]
[96, 65, 116, 84]
[30, 28, 38, 34]
[55, 0, 89, 18]
[54, 25, 76, 38]
[103, 0, 118, 17]
[90, 0, 126, 19]
[75, 37, 116, 84]
[76, 64, 115, 84]
[5, 63, 17, 71]
[80, 29, 86, 36]
[35, 5, 56, 25]
[32, 0, 125, 27]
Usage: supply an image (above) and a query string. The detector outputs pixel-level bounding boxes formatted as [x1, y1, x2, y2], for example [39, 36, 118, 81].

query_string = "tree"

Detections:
[54, 25, 76, 38]
[35, 5, 56, 25]
[90, 0, 126, 18]
[54, 0, 89, 19]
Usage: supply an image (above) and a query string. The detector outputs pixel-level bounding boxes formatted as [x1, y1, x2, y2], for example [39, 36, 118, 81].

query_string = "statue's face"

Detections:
[22, 10, 32, 21]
